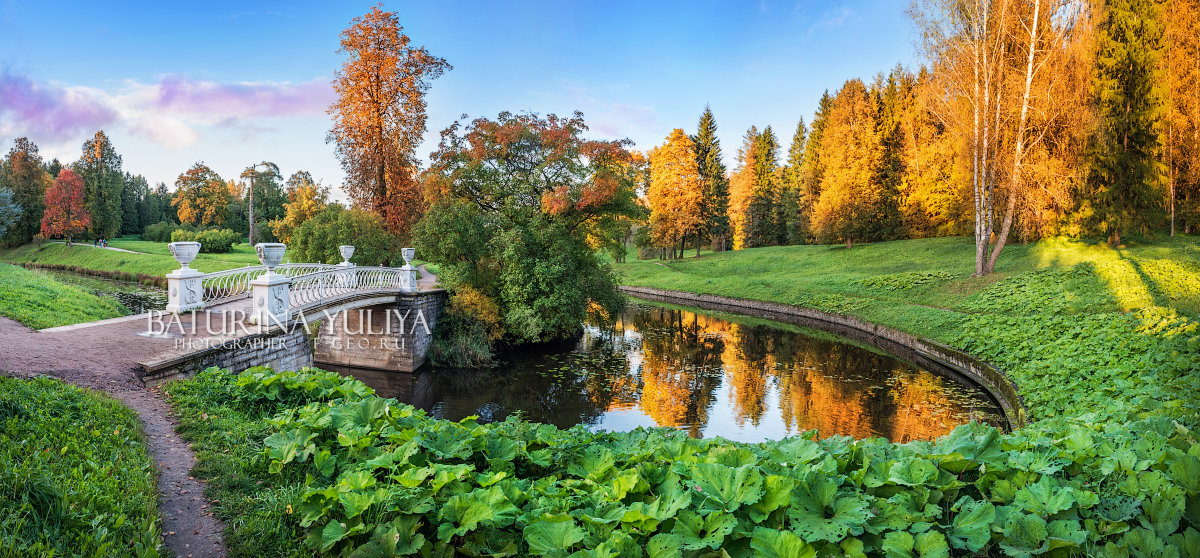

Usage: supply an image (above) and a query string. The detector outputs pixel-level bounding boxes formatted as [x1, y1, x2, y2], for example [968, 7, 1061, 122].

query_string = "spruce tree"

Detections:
[872, 68, 906, 241]
[1085, 0, 1165, 246]
[798, 91, 833, 243]
[746, 126, 779, 247]
[76, 131, 125, 239]
[692, 107, 730, 251]
[780, 118, 808, 244]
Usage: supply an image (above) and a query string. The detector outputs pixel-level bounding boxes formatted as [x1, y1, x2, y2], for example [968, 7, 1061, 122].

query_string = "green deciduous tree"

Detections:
[290, 204, 397, 265]
[0, 138, 50, 246]
[121, 173, 149, 236]
[414, 111, 637, 352]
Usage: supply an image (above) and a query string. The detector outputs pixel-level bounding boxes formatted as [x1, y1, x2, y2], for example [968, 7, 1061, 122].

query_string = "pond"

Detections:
[328, 300, 1005, 444]
[39, 269, 167, 314]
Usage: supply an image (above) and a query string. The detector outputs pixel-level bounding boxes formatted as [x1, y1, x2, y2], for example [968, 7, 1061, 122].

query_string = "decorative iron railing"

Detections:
[164, 242, 420, 322]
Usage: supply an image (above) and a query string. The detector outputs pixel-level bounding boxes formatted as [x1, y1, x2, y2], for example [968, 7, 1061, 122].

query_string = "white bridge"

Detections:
[164, 242, 419, 327]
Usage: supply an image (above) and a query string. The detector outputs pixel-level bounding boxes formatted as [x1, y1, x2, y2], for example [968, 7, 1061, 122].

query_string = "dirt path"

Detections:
[0, 316, 227, 557]
[47, 240, 147, 254]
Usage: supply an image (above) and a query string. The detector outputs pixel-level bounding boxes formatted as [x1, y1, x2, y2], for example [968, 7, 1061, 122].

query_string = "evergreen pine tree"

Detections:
[798, 91, 833, 243]
[745, 126, 780, 247]
[692, 107, 731, 251]
[1085, 0, 1166, 246]
[779, 118, 808, 244]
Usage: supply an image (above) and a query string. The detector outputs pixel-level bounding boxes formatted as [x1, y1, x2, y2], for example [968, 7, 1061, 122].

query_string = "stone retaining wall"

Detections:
[141, 325, 312, 385]
[620, 286, 1027, 429]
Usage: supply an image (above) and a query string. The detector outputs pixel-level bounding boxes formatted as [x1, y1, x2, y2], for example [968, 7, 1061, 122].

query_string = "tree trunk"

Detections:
[983, 0, 1040, 275]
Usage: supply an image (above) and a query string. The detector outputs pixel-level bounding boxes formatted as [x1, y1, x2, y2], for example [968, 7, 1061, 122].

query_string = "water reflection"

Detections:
[40, 269, 167, 313]
[330, 302, 1004, 443]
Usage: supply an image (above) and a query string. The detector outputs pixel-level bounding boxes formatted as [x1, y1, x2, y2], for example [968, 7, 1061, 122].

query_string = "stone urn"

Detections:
[255, 242, 287, 272]
[168, 241, 201, 269]
[401, 247, 415, 267]
[339, 245, 355, 265]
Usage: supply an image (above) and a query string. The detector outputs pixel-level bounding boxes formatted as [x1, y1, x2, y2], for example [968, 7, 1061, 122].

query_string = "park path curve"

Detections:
[0, 315, 227, 557]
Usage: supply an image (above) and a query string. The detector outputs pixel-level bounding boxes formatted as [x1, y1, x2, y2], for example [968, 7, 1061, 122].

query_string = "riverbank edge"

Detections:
[618, 285, 1027, 430]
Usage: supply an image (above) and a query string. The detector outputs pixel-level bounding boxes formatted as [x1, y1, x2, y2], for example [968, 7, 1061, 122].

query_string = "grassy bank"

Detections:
[0, 242, 259, 279]
[0, 263, 128, 328]
[0, 377, 162, 556]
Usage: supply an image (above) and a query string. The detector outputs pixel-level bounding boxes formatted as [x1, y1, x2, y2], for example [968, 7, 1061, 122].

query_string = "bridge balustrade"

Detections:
[164, 242, 418, 325]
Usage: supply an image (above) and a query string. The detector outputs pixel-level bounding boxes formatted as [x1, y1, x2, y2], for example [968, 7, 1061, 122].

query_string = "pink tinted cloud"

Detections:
[154, 75, 333, 119]
[0, 70, 117, 142]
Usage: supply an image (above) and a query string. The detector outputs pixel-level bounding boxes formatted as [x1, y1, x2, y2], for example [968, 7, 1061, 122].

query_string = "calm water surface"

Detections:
[333, 301, 1004, 444]
[40, 269, 167, 314]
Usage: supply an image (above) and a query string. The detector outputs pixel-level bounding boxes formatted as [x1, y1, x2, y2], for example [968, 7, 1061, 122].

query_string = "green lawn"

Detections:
[0, 242, 261, 278]
[0, 263, 129, 328]
[0, 377, 162, 556]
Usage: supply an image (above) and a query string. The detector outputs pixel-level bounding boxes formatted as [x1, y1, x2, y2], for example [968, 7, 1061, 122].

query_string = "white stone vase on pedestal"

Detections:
[400, 247, 417, 292]
[165, 241, 205, 313]
[250, 243, 290, 327]
[338, 245, 356, 267]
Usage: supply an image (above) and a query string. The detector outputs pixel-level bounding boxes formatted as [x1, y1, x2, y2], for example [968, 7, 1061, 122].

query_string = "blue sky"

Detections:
[0, 1, 918, 199]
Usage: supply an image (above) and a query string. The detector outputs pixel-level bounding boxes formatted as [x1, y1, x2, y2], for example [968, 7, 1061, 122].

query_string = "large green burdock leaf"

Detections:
[1013, 476, 1076, 516]
[568, 446, 617, 481]
[646, 533, 683, 558]
[881, 531, 949, 558]
[688, 462, 765, 513]
[750, 527, 816, 558]
[672, 509, 737, 550]
[789, 474, 871, 543]
[1139, 486, 1185, 539]
[1047, 520, 1088, 551]
[620, 487, 692, 532]
[769, 437, 826, 465]
[997, 511, 1049, 558]
[523, 515, 586, 557]
[348, 516, 426, 557]
[419, 423, 480, 460]
[887, 458, 939, 486]
[949, 498, 995, 552]
[437, 485, 518, 540]
[331, 397, 390, 431]
[339, 488, 381, 519]
[746, 475, 795, 521]
[264, 427, 316, 472]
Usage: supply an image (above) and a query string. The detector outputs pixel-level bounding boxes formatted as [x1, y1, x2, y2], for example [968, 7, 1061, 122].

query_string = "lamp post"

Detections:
[245, 162, 272, 246]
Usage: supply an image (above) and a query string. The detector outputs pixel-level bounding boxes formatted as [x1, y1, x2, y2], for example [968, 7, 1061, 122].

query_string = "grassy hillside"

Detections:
[0, 241, 261, 277]
[0, 263, 129, 328]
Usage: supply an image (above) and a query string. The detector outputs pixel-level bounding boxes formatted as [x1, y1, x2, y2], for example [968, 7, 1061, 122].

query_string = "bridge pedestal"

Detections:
[312, 290, 446, 372]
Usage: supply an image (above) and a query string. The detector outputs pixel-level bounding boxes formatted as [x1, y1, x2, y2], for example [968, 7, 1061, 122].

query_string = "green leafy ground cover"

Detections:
[168, 366, 1199, 557]
[163, 236, 1200, 556]
[0, 263, 128, 328]
[0, 377, 161, 556]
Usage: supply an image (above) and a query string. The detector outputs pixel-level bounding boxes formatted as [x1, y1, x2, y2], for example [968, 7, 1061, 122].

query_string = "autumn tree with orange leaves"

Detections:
[414, 111, 640, 361]
[172, 163, 231, 227]
[648, 129, 703, 259]
[40, 169, 90, 246]
[327, 5, 450, 239]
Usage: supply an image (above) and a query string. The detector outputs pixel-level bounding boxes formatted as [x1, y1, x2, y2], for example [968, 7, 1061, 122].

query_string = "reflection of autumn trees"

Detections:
[628, 307, 724, 436]
[405, 303, 1000, 443]
[623, 304, 993, 441]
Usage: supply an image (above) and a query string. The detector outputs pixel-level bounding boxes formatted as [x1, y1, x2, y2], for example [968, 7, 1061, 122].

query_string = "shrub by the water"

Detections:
[0, 377, 161, 556]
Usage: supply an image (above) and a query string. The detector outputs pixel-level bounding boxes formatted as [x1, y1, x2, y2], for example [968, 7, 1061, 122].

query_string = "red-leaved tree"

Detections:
[41, 169, 91, 246]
